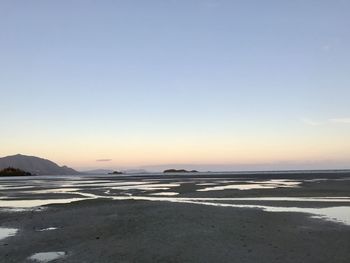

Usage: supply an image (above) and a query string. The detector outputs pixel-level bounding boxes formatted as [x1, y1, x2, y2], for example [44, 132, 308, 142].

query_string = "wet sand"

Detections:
[0, 172, 350, 262]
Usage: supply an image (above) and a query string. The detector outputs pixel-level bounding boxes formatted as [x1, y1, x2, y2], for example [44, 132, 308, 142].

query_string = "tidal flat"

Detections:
[0, 171, 350, 262]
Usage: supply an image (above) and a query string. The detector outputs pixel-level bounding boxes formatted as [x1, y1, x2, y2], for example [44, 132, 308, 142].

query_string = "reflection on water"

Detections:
[107, 196, 350, 226]
[151, 192, 179, 196]
[28, 252, 66, 262]
[29, 188, 80, 194]
[0, 198, 87, 208]
[265, 206, 350, 225]
[61, 181, 153, 188]
[111, 183, 180, 191]
[1, 177, 350, 226]
[198, 180, 301, 191]
[254, 179, 301, 185]
[209, 197, 350, 202]
[38, 227, 58, 232]
[198, 184, 276, 191]
[177, 200, 350, 225]
[0, 227, 18, 241]
[181, 201, 350, 225]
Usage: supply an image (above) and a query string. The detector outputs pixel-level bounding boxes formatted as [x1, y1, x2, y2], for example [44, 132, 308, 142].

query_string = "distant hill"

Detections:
[0, 154, 80, 175]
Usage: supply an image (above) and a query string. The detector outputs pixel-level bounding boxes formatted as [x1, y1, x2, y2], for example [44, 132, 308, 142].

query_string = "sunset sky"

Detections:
[1, 1, 349, 171]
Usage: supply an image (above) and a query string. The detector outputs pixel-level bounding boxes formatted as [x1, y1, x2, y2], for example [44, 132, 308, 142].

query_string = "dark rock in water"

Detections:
[0, 154, 80, 175]
[83, 169, 148, 175]
[163, 169, 199, 173]
[108, 171, 123, 175]
[0, 167, 32, 176]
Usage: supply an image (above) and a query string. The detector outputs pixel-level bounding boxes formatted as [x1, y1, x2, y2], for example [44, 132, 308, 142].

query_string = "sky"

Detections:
[1, 0, 349, 171]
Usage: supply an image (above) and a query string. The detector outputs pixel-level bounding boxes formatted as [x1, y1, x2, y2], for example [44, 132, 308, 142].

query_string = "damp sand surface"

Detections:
[0, 172, 350, 262]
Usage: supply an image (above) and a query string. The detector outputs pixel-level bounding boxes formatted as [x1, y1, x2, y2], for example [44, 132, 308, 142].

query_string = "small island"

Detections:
[108, 171, 123, 175]
[0, 167, 32, 177]
[163, 169, 198, 173]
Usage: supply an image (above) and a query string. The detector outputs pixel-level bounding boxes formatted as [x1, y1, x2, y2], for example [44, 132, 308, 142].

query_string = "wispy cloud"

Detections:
[301, 118, 324, 126]
[96, 159, 112, 162]
[329, 118, 350, 124]
[302, 117, 350, 126]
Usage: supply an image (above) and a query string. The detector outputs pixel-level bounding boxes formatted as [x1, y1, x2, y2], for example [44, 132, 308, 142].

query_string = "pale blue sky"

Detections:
[1, 1, 349, 170]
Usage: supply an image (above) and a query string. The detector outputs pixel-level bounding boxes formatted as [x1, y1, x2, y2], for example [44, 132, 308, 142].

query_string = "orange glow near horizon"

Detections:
[2, 129, 350, 170]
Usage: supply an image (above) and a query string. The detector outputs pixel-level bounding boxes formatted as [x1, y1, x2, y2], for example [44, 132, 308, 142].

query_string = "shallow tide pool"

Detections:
[1, 177, 349, 226]
[28, 252, 66, 262]
[0, 227, 18, 241]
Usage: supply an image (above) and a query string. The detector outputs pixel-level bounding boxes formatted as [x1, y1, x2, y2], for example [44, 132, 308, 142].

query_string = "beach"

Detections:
[0, 172, 350, 262]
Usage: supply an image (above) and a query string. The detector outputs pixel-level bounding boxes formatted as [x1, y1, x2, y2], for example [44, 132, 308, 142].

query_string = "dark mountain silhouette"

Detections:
[0, 154, 80, 175]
